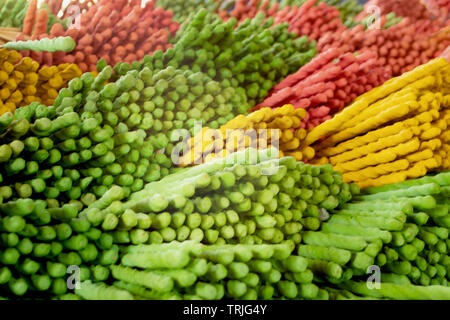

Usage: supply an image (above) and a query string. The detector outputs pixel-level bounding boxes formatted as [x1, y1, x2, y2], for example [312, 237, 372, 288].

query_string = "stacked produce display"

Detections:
[14, 0, 180, 72]
[297, 171, 449, 292]
[157, 0, 447, 126]
[0, 48, 82, 115]
[254, 47, 391, 128]
[0, 0, 448, 301]
[347, 173, 450, 288]
[177, 104, 317, 165]
[306, 57, 450, 188]
[112, 11, 317, 110]
[422, 0, 450, 25]
[359, 0, 450, 27]
[155, 0, 363, 27]
[209, 0, 447, 77]
[0, 0, 67, 31]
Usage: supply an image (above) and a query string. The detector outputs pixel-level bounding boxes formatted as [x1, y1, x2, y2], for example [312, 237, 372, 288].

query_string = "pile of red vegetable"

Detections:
[218, 0, 281, 22]
[318, 17, 449, 76]
[271, 0, 344, 42]
[15, 0, 180, 72]
[356, 0, 434, 22]
[218, 0, 345, 42]
[422, 0, 450, 26]
[60, 0, 97, 17]
[206, 0, 449, 127]
[254, 47, 391, 128]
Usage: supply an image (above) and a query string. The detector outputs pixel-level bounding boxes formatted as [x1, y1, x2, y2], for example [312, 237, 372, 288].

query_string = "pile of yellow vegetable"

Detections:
[304, 58, 450, 188]
[35, 63, 82, 106]
[179, 104, 316, 166]
[0, 48, 81, 115]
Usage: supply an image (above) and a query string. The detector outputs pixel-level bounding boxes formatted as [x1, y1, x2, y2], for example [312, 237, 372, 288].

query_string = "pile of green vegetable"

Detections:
[0, 50, 262, 215]
[112, 10, 317, 110]
[0, 65, 175, 210]
[0, 0, 68, 31]
[98, 10, 315, 177]
[275, 0, 364, 27]
[99, 148, 357, 247]
[0, 146, 353, 299]
[0, 0, 448, 301]
[75, 241, 324, 300]
[346, 173, 450, 287]
[155, 0, 364, 28]
[109, 63, 244, 133]
[72, 240, 450, 300]
[327, 280, 450, 300]
[0, 10, 316, 253]
[284, 171, 450, 299]
[0, 138, 448, 299]
[155, 0, 223, 23]
[0, 0, 29, 29]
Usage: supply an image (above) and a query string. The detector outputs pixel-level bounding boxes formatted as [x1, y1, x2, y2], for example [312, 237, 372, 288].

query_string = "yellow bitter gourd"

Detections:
[358, 171, 409, 189]
[329, 129, 414, 165]
[308, 58, 450, 188]
[318, 122, 408, 157]
[338, 88, 417, 132]
[343, 159, 410, 182]
[179, 105, 309, 166]
[440, 144, 450, 169]
[303, 58, 449, 147]
[405, 149, 434, 163]
[36, 63, 82, 106]
[335, 138, 420, 174]
[420, 139, 442, 151]
[0, 49, 82, 116]
[322, 101, 419, 149]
